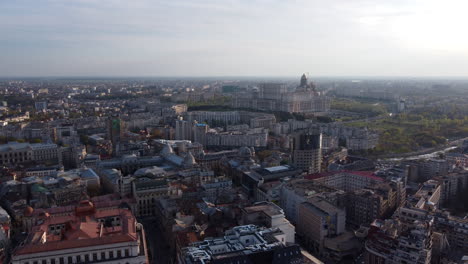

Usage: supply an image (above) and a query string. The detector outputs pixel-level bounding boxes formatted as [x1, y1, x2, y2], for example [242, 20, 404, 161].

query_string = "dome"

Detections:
[239, 147, 252, 157]
[134, 166, 165, 177]
[161, 144, 174, 156]
[24, 206, 34, 217]
[183, 152, 197, 167]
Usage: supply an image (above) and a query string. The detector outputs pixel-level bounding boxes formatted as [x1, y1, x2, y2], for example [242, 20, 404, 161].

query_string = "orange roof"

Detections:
[187, 232, 199, 243]
[27, 195, 136, 218]
[15, 207, 138, 256]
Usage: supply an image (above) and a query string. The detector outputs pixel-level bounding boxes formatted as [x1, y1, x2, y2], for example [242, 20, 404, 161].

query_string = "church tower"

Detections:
[300, 73, 308, 87]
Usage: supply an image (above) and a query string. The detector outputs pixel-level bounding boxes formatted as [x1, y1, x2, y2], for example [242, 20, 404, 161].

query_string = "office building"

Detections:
[179, 225, 303, 264]
[297, 197, 346, 253]
[107, 116, 124, 154]
[291, 131, 322, 173]
[192, 123, 208, 146]
[175, 117, 192, 141]
[279, 179, 340, 225]
[34, 101, 47, 111]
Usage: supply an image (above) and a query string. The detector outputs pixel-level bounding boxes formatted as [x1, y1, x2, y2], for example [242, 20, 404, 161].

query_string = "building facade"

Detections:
[297, 197, 346, 254]
[0, 142, 60, 166]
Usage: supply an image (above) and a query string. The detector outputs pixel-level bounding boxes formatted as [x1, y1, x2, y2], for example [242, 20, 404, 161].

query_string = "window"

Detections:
[59, 257, 64, 264]
[68, 256, 73, 264]
[42, 260, 47, 264]
[109, 251, 114, 259]
[51, 260, 56, 264]
[125, 249, 130, 257]
[117, 250, 122, 258]
[92, 253, 97, 261]
[84, 255, 89, 262]
[101, 252, 106, 260]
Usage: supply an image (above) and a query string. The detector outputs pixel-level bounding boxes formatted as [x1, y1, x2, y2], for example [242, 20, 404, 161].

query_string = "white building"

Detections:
[184, 111, 240, 125]
[206, 129, 268, 148]
[175, 118, 192, 141]
[180, 225, 302, 264]
[241, 202, 296, 244]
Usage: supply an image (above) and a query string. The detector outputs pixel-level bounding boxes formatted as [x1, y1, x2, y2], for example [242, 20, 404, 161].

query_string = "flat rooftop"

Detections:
[243, 202, 284, 218]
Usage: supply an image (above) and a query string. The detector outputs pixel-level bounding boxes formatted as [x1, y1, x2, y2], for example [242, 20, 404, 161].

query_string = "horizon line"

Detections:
[2, 75, 468, 80]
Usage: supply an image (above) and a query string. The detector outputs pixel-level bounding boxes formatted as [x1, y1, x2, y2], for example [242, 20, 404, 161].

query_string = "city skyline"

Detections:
[2, 0, 468, 77]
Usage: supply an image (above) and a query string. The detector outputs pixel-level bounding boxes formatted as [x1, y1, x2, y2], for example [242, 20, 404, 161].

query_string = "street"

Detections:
[140, 217, 171, 264]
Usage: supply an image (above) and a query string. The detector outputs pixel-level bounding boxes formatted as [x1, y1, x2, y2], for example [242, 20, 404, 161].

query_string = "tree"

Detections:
[80, 135, 89, 145]
[30, 138, 42, 144]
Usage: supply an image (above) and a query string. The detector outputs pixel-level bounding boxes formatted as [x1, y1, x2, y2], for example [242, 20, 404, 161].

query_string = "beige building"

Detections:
[0, 142, 60, 166]
[132, 177, 181, 217]
[297, 197, 346, 254]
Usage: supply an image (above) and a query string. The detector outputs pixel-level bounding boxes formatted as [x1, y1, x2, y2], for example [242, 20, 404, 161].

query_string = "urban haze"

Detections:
[0, 1, 468, 264]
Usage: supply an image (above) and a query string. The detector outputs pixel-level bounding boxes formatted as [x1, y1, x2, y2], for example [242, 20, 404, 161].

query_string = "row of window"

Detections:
[0, 152, 31, 157]
[23, 248, 132, 264]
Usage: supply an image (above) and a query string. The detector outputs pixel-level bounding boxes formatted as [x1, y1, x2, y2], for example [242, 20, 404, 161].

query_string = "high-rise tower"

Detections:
[291, 130, 322, 174]
[107, 116, 124, 154]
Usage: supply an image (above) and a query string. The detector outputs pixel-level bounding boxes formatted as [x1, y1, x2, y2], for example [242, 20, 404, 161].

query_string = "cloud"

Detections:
[1, 0, 468, 76]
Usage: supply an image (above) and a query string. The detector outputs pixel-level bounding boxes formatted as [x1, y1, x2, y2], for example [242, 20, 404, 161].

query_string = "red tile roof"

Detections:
[305, 170, 383, 181]
[15, 204, 138, 256]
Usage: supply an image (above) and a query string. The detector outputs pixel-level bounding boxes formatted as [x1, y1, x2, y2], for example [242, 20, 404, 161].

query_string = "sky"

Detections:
[1, 0, 468, 77]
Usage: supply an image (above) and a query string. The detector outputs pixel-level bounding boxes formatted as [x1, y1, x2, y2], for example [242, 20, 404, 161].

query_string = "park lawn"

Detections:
[346, 114, 468, 154]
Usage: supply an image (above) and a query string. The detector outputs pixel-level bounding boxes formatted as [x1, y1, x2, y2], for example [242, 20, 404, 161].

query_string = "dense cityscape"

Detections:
[0, 75, 466, 264]
[2, 0, 468, 263]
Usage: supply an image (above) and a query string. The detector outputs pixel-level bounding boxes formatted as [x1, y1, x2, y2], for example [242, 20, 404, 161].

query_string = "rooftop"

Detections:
[15, 201, 138, 255]
[305, 170, 384, 182]
[243, 202, 284, 218]
[302, 196, 343, 216]
[0, 141, 57, 152]
[182, 225, 298, 263]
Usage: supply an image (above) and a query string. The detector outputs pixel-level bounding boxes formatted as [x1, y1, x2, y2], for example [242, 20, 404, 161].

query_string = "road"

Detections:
[378, 136, 468, 161]
[140, 217, 171, 264]
[301, 247, 324, 264]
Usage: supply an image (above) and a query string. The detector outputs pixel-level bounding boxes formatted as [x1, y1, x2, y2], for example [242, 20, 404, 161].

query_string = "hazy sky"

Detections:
[1, 0, 468, 77]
